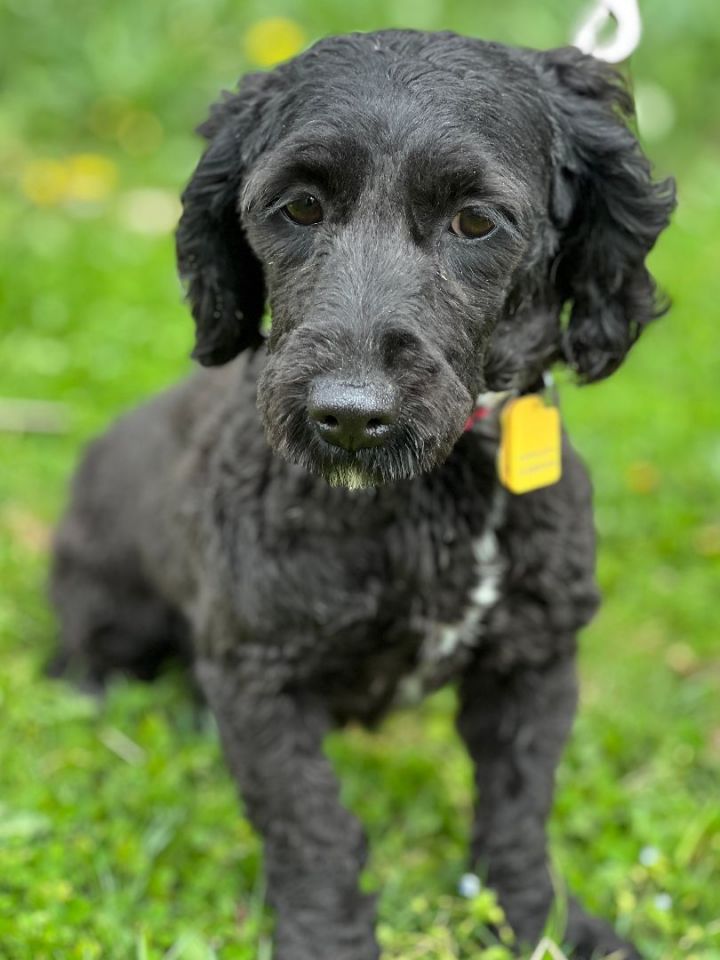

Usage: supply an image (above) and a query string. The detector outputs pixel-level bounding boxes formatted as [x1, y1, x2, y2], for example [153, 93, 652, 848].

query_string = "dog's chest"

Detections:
[316, 492, 507, 723]
[405, 524, 504, 691]
[382, 486, 506, 702]
[218, 441, 507, 701]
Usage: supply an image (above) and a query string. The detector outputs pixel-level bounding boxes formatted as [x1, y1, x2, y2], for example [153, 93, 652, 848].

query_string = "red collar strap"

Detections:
[463, 406, 491, 432]
[463, 390, 516, 433]
[463, 378, 551, 433]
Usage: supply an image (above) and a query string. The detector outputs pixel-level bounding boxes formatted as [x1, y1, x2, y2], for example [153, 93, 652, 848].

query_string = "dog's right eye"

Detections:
[282, 195, 323, 226]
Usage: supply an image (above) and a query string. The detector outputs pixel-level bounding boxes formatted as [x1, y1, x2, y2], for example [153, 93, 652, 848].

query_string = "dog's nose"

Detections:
[308, 378, 398, 451]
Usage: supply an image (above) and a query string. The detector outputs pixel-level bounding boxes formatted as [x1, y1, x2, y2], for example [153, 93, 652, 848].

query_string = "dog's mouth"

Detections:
[318, 450, 395, 490]
[265, 409, 462, 489]
[257, 346, 473, 488]
[315, 426, 439, 488]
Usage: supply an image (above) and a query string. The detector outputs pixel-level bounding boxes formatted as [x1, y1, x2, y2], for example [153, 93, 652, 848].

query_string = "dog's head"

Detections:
[177, 31, 675, 488]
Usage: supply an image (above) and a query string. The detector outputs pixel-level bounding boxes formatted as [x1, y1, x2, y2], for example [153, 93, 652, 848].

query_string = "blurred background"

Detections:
[0, 1, 718, 958]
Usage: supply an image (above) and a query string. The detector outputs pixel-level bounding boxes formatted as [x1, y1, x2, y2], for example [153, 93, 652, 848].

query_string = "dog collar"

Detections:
[464, 374, 563, 494]
[463, 406, 490, 431]
[464, 374, 556, 433]
[463, 390, 515, 432]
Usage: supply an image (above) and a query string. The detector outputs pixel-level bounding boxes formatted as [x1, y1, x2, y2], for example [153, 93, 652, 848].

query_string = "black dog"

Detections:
[50, 30, 675, 959]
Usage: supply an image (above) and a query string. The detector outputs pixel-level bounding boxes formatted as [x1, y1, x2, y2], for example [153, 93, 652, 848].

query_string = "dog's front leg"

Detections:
[456, 653, 641, 958]
[196, 658, 379, 960]
[456, 653, 578, 947]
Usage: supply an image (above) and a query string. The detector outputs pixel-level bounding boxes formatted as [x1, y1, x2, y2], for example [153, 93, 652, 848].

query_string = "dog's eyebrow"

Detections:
[242, 125, 532, 229]
[403, 142, 531, 224]
[242, 128, 371, 212]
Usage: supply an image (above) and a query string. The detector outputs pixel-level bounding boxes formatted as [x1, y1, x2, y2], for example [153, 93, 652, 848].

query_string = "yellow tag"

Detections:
[497, 394, 562, 494]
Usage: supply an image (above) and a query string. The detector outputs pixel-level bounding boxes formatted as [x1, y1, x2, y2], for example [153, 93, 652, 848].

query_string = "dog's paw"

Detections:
[563, 898, 642, 959]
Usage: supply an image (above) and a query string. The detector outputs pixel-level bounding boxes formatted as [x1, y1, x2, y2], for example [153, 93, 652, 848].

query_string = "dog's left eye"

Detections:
[450, 208, 496, 239]
[282, 195, 324, 226]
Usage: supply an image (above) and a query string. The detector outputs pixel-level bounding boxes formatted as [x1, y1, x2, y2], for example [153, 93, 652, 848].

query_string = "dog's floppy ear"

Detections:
[176, 73, 279, 366]
[538, 47, 676, 382]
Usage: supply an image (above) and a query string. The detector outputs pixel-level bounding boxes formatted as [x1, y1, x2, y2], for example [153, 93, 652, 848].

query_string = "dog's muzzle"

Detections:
[308, 376, 399, 452]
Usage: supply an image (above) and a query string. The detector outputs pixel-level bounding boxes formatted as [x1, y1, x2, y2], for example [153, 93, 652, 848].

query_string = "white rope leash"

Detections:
[573, 0, 642, 62]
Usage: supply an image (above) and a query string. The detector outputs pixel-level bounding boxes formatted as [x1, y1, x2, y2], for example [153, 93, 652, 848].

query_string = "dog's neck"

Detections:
[464, 372, 552, 433]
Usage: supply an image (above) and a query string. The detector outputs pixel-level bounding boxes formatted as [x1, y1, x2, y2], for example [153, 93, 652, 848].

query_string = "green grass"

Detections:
[1, 1, 719, 958]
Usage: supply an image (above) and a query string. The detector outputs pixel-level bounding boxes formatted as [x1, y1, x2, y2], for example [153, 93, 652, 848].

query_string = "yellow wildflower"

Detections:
[244, 17, 305, 67]
[20, 153, 118, 206]
[20, 159, 70, 206]
[65, 153, 118, 202]
[625, 460, 661, 494]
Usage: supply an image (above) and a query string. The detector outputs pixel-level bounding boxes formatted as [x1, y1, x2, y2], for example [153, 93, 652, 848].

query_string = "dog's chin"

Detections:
[323, 460, 379, 491]
[268, 423, 459, 489]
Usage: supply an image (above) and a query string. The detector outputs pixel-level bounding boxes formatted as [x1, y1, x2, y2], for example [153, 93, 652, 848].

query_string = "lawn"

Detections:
[1, 0, 719, 958]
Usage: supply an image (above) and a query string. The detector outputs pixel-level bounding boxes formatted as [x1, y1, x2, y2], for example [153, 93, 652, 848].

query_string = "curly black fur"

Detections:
[50, 30, 675, 960]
